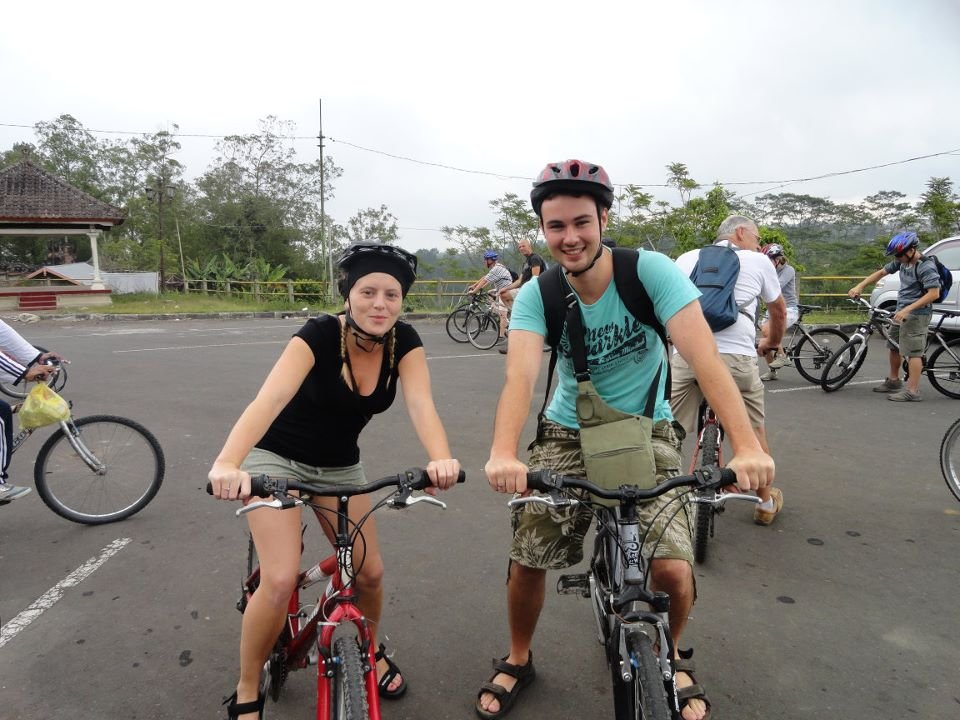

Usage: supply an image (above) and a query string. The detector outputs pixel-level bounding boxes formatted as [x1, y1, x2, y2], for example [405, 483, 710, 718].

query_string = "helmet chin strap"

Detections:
[568, 243, 605, 278]
[345, 309, 387, 351]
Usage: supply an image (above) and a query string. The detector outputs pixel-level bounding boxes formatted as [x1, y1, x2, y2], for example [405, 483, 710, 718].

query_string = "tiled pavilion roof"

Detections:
[0, 158, 125, 230]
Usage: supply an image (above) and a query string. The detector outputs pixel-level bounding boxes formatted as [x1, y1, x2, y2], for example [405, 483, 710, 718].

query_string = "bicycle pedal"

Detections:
[557, 573, 590, 597]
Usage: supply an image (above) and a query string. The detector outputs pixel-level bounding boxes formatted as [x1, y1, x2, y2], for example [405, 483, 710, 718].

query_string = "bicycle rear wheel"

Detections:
[792, 328, 849, 384]
[939, 417, 960, 503]
[693, 423, 720, 564]
[611, 629, 670, 720]
[466, 311, 501, 350]
[444, 307, 471, 343]
[33, 415, 165, 524]
[820, 336, 868, 392]
[330, 636, 371, 720]
[926, 337, 960, 399]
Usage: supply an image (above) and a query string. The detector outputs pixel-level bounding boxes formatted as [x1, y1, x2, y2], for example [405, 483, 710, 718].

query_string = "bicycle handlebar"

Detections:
[206, 468, 466, 499]
[523, 466, 736, 501]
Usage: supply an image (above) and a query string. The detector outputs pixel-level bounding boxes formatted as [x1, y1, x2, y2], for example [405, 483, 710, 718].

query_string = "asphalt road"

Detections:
[0, 316, 958, 720]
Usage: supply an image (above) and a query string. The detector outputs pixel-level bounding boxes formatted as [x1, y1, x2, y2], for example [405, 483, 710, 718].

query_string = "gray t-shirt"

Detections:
[883, 257, 940, 314]
[777, 264, 798, 308]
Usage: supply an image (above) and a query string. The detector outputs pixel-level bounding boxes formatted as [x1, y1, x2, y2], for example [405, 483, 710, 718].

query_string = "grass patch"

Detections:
[107, 292, 341, 314]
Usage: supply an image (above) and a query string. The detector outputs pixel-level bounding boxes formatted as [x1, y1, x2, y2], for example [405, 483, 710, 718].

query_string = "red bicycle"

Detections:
[212, 468, 464, 719]
[688, 400, 758, 563]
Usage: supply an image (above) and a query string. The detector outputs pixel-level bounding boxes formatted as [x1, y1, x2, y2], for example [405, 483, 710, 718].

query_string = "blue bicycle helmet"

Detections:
[886, 232, 919, 256]
[483, 250, 499, 260]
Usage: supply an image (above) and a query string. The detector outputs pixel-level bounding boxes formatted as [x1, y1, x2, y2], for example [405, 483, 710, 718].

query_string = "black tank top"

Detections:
[256, 314, 423, 467]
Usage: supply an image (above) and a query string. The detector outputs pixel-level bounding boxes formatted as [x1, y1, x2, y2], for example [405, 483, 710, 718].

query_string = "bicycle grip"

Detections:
[409, 469, 466, 491]
[205, 474, 274, 497]
[716, 467, 737, 488]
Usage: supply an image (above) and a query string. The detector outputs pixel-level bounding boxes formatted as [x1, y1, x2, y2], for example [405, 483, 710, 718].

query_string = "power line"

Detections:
[2, 121, 957, 190]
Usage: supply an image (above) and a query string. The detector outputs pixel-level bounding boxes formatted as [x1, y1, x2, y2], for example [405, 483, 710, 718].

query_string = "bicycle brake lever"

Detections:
[692, 492, 761, 507]
[508, 493, 575, 509]
[394, 494, 447, 509]
[236, 495, 301, 516]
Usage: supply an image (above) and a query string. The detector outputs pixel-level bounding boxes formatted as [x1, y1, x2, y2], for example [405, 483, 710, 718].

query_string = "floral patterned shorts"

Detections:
[510, 418, 694, 570]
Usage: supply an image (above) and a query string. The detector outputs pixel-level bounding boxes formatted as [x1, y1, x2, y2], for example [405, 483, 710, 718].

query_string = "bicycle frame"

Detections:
[230, 470, 463, 720]
[592, 503, 675, 690]
[241, 497, 383, 720]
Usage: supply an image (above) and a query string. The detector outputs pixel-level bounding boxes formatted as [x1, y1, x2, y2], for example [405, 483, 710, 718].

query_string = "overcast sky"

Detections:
[3, 0, 959, 252]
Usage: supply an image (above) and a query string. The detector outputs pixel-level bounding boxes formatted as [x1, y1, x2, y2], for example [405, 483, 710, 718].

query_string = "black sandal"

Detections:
[375, 642, 408, 699]
[475, 651, 536, 720]
[223, 691, 264, 719]
[674, 649, 712, 720]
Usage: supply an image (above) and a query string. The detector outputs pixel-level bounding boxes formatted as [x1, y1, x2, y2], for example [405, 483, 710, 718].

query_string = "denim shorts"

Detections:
[509, 418, 693, 570]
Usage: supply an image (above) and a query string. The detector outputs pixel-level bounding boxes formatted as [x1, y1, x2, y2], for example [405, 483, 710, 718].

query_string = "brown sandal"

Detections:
[475, 651, 536, 720]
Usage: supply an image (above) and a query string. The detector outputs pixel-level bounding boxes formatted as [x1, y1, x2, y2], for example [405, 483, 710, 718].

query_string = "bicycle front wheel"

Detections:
[330, 636, 371, 720]
[34, 415, 165, 524]
[466, 311, 501, 350]
[444, 307, 471, 343]
[926, 337, 960, 399]
[793, 327, 849, 384]
[693, 424, 720, 564]
[939, 418, 960, 503]
[820, 336, 868, 392]
[612, 629, 670, 720]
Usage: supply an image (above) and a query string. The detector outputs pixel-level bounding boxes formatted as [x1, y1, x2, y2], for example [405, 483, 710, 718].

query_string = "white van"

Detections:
[869, 235, 960, 331]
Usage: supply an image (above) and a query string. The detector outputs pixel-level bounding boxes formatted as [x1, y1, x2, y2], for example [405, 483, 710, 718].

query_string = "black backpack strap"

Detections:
[611, 248, 672, 402]
[536, 265, 568, 420]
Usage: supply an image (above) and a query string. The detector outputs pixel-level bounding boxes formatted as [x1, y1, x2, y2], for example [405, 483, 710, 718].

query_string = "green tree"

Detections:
[344, 205, 399, 245]
[919, 177, 960, 240]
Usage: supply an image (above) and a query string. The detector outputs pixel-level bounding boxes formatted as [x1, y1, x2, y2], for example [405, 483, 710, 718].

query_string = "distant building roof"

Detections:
[23, 262, 95, 284]
[0, 158, 125, 230]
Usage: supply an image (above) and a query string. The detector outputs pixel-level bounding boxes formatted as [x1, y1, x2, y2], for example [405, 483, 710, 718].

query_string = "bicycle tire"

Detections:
[466, 311, 501, 350]
[0, 345, 69, 399]
[693, 424, 720, 564]
[792, 327, 850, 384]
[33, 415, 165, 524]
[820, 336, 868, 392]
[444, 307, 471, 343]
[331, 636, 371, 720]
[612, 629, 670, 720]
[939, 417, 960, 503]
[926, 337, 960, 399]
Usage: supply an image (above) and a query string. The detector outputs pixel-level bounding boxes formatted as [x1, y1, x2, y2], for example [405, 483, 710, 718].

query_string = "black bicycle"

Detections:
[766, 304, 849, 383]
[444, 291, 493, 343]
[820, 297, 960, 397]
[514, 466, 737, 720]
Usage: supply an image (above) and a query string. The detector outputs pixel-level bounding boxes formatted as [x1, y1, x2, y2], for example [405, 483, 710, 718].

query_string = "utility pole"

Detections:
[318, 99, 334, 298]
[146, 168, 175, 292]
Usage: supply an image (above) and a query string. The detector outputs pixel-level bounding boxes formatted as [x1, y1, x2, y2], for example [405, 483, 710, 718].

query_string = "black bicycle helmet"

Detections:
[530, 159, 615, 217]
[336, 242, 418, 299]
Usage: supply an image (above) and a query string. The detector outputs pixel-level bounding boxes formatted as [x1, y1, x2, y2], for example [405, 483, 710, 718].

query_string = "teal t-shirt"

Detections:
[510, 249, 700, 429]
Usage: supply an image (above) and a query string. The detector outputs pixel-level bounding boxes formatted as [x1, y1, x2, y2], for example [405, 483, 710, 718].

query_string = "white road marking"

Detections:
[114, 341, 287, 353]
[0, 538, 132, 648]
[766, 379, 878, 393]
[427, 353, 501, 360]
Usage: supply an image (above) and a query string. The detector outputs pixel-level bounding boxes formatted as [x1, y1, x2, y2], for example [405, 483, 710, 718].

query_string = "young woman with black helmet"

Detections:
[208, 242, 461, 719]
